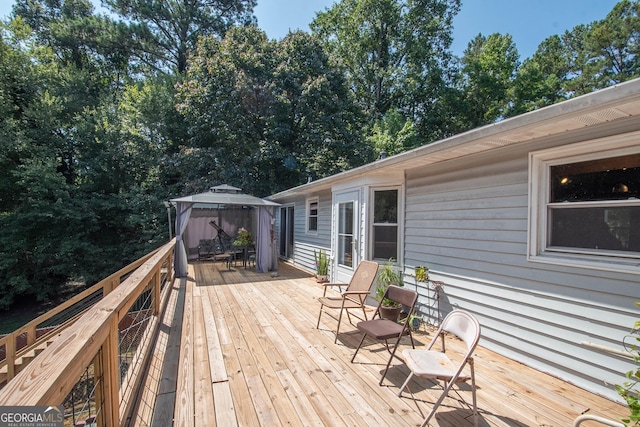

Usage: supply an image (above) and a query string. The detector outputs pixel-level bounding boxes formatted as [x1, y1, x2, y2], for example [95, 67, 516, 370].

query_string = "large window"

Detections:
[306, 198, 318, 233]
[372, 189, 399, 260]
[529, 136, 640, 270]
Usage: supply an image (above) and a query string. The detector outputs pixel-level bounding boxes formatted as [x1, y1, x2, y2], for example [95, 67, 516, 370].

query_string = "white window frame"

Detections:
[306, 197, 319, 235]
[528, 131, 640, 274]
[369, 186, 401, 262]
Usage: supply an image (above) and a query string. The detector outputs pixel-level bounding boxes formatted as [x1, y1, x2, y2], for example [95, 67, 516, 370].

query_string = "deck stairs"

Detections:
[0, 334, 60, 388]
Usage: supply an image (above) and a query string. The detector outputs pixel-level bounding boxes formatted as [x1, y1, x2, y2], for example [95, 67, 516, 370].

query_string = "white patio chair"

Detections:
[398, 309, 481, 427]
[573, 414, 624, 427]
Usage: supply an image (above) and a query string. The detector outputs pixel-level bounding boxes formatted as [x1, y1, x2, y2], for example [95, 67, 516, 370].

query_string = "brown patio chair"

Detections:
[350, 285, 418, 385]
[316, 260, 379, 343]
[397, 309, 481, 427]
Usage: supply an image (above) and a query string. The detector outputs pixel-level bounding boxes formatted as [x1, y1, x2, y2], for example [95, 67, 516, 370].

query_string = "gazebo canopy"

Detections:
[171, 185, 280, 276]
[171, 184, 280, 208]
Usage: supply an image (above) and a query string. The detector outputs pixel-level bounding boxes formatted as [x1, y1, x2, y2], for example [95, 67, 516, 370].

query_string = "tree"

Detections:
[102, 0, 257, 74]
[177, 27, 371, 196]
[509, 35, 570, 116]
[367, 109, 418, 156]
[0, 18, 168, 310]
[0, 21, 87, 308]
[511, 0, 640, 115]
[13, 0, 133, 87]
[458, 33, 519, 127]
[587, 0, 640, 87]
[269, 31, 371, 188]
[310, 0, 461, 142]
[176, 26, 275, 193]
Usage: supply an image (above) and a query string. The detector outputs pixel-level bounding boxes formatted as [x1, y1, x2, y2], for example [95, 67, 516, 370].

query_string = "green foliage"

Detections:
[233, 228, 254, 247]
[314, 249, 329, 276]
[617, 302, 640, 426]
[102, 0, 257, 73]
[588, 0, 640, 87]
[509, 35, 570, 116]
[368, 109, 419, 157]
[510, 0, 640, 117]
[0, 17, 168, 310]
[311, 0, 461, 142]
[459, 33, 519, 126]
[177, 27, 372, 195]
[375, 258, 403, 307]
[414, 265, 429, 282]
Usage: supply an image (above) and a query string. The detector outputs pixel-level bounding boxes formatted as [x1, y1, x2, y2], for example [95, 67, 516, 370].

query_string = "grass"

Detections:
[0, 297, 50, 334]
[0, 282, 85, 335]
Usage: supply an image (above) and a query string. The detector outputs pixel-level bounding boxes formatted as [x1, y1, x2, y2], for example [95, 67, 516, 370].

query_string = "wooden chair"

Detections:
[398, 309, 481, 427]
[316, 260, 379, 343]
[350, 285, 418, 385]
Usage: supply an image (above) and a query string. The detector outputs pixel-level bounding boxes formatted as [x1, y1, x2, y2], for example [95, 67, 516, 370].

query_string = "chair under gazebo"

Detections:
[171, 184, 280, 276]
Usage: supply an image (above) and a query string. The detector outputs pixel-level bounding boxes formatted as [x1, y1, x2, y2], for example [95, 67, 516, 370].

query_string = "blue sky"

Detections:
[1, 0, 621, 59]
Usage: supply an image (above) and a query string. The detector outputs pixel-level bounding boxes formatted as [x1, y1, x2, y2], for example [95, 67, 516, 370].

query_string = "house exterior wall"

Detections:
[275, 189, 333, 275]
[268, 81, 640, 403]
[403, 123, 640, 402]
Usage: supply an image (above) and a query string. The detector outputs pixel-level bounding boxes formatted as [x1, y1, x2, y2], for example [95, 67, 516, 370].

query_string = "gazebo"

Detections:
[171, 184, 280, 276]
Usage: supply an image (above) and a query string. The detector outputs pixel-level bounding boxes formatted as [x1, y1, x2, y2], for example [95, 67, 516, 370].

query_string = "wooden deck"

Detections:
[130, 261, 626, 427]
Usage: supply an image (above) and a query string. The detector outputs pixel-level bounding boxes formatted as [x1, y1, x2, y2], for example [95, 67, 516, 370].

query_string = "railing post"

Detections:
[104, 278, 115, 296]
[93, 350, 105, 427]
[26, 325, 36, 347]
[168, 251, 174, 283]
[102, 316, 121, 426]
[153, 269, 161, 316]
[6, 333, 15, 381]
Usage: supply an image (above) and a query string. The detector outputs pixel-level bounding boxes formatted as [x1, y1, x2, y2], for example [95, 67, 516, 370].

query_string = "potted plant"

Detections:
[376, 258, 404, 321]
[617, 301, 640, 426]
[407, 313, 422, 331]
[415, 265, 429, 283]
[314, 249, 329, 282]
[233, 228, 254, 247]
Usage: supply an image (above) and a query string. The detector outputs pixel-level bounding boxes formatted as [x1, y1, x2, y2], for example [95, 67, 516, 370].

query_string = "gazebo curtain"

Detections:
[256, 207, 277, 273]
[174, 202, 193, 277]
[174, 203, 277, 277]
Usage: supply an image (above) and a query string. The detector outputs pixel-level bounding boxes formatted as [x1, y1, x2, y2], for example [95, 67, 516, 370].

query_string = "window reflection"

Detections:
[548, 153, 640, 254]
[550, 154, 640, 202]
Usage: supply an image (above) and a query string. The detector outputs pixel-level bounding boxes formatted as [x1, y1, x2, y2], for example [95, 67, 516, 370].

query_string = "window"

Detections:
[529, 135, 640, 271]
[307, 198, 318, 233]
[279, 206, 294, 258]
[372, 189, 399, 260]
[338, 201, 354, 267]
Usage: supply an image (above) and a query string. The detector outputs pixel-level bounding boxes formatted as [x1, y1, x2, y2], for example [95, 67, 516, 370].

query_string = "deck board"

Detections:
[136, 260, 627, 427]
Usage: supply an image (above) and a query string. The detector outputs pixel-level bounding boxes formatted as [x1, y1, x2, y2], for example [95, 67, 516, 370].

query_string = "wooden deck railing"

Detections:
[0, 246, 167, 388]
[0, 239, 175, 426]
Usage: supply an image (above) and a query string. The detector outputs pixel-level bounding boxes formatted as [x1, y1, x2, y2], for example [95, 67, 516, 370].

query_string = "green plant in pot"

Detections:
[233, 228, 254, 247]
[376, 258, 404, 321]
[314, 249, 329, 282]
[617, 301, 640, 426]
[415, 265, 429, 283]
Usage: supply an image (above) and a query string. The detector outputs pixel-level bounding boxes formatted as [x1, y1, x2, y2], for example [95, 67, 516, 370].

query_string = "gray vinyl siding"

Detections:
[403, 143, 638, 402]
[276, 189, 332, 274]
[267, 83, 640, 403]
